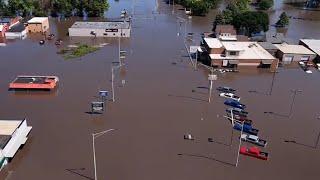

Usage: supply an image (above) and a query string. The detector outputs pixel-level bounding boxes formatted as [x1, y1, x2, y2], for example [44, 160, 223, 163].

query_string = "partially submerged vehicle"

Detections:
[233, 122, 259, 135]
[226, 108, 248, 117]
[224, 99, 246, 109]
[217, 86, 236, 93]
[241, 134, 267, 147]
[9, 76, 59, 91]
[219, 92, 240, 101]
[225, 116, 252, 125]
[240, 146, 269, 160]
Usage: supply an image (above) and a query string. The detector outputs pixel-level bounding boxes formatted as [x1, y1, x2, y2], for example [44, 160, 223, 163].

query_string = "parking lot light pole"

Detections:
[92, 129, 116, 180]
[208, 73, 217, 103]
[111, 66, 115, 102]
[236, 120, 244, 167]
[289, 89, 302, 117]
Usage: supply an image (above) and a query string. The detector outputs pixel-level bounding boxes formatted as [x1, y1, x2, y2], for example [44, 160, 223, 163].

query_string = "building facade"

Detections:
[274, 43, 316, 64]
[27, 17, 49, 33]
[199, 38, 277, 69]
[68, 21, 131, 38]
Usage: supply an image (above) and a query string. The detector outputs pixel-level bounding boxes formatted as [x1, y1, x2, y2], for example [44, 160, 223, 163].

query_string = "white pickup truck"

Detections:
[241, 134, 267, 147]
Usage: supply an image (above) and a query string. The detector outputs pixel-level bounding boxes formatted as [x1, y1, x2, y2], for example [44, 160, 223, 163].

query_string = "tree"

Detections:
[276, 12, 289, 27]
[259, 0, 273, 10]
[213, 9, 233, 30]
[0, 0, 12, 16]
[51, 0, 74, 17]
[232, 11, 269, 36]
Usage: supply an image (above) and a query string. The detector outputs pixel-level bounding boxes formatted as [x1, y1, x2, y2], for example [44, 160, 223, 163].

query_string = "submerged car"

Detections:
[241, 134, 267, 147]
[233, 122, 258, 135]
[226, 108, 248, 117]
[224, 99, 246, 109]
[216, 86, 236, 93]
[240, 146, 269, 160]
[219, 92, 240, 101]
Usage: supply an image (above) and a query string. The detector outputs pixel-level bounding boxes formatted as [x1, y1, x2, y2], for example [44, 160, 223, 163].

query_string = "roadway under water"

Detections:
[0, 0, 320, 179]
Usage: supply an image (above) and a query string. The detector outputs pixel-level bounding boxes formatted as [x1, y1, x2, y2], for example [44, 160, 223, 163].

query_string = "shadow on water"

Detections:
[168, 94, 207, 103]
[65, 168, 93, 180]
[177, 153, 235, 167]
[284, 131, 320, 149]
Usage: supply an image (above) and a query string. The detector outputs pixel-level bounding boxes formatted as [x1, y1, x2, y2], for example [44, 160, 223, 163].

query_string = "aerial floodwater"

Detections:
[1, 0, 320, 180]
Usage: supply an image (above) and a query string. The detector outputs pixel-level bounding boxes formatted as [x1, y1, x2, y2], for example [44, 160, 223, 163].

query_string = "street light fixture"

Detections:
[208, 73, 217, 103]
[92, 128, 116, 180]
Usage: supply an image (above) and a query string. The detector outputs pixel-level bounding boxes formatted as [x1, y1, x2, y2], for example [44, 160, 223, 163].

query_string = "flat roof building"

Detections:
[27, 17, 49, 33]
[274, 43, 316, 63]
[0, 119, 32, 171]
[299, 39, 320, 62]
[200, 38, 277, 69]
[69, 21, 131, 37]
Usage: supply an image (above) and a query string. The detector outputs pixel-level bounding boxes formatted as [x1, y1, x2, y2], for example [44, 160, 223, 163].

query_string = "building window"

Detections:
[229, 51, 237, 56]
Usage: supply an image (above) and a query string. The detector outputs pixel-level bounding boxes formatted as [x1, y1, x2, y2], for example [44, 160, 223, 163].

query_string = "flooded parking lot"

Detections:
[1, 0, 320, 179]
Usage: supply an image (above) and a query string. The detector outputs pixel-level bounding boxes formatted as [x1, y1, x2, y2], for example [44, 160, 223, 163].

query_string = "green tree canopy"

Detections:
[233, 11, 269, 35]
[276, 12, 289, 27]
[259, 0, 274, 10]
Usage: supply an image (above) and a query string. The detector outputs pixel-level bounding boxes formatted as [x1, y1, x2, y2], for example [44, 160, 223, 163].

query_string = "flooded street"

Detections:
[1, 0, 320, 179]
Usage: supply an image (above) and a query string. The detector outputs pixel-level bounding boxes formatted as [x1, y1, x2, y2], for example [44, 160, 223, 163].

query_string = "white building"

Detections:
[68, 21, 131, 38]
[200, 38, 277, 68]
[299, 39, 320, 59]
[0, 119, 32, 170]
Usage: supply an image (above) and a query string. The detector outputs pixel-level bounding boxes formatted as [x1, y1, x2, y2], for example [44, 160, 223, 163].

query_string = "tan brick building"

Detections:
[199, 38, 277, 69]
[27, 17, 49, 33]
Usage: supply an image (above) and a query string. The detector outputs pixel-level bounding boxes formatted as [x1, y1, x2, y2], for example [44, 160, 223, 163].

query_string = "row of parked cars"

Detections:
[217, 86, 269, 161]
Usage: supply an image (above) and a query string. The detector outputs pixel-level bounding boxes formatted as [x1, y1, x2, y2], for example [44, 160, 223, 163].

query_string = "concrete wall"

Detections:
[69, 28, 131, 37]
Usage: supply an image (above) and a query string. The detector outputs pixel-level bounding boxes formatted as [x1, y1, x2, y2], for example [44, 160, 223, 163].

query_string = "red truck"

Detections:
[240, 146, 269, 160]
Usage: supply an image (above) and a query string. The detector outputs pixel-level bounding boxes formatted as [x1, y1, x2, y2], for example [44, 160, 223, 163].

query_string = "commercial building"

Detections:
[274, 43, 316, 64]
[27, 17, 49, 33]
[299, 39, 320, 62]
[68, 21, 131, 37]
[199, 38, 277, 69]
[0, 119, 32, 170]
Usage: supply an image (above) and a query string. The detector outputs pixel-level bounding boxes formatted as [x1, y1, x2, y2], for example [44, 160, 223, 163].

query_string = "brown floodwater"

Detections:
[0, 0, 320, 179]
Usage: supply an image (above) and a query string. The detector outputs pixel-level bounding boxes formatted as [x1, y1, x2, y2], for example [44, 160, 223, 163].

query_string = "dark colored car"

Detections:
[233, 122, 259, 135]
[226, 108, 248, 117]
[216, 86, 236, 93]
[224, 99, 246, 109]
